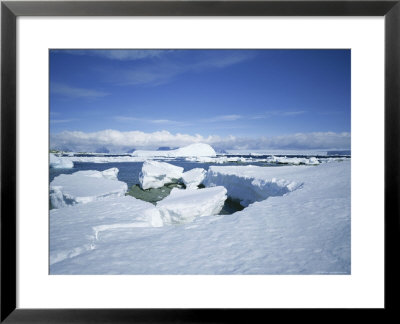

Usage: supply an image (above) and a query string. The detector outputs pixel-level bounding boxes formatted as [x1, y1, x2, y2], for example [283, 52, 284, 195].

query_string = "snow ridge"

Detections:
[204, 166, 303, 207]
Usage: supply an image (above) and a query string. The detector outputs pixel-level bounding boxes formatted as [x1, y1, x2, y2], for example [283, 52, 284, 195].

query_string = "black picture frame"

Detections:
[1, 0, 399, 322]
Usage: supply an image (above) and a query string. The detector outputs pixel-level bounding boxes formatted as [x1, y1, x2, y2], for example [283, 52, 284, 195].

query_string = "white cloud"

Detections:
[51, 83, 109, 98]
[114, 116, 190, 126]
[91, 50, 167, 61]
[54, 50, 255, 87]
[120, 52, 254, 86]
[202, 115, 243, 122]
[281, 111, 307, 116]
[50, 129, 351, 153]
[57, 49, 169, 61]
[50, 119, 77, 124]
[250, 110, 307, 119]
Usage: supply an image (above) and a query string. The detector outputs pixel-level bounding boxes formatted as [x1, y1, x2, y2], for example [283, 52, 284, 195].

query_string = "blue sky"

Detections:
[49, 49, 350, 152]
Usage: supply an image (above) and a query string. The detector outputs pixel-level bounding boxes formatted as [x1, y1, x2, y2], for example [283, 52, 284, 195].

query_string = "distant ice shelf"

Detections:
[132, 143, 217, 158]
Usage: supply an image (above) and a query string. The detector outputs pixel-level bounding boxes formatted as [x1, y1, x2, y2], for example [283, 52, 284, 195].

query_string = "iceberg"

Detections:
[50, 168, 127, 208]
[50, 153, 74, 169]
[139, 161, 184, 190]
[156, 186, 227, 224]
[132, 143, 217, 158]
[181, 168, 206, 189]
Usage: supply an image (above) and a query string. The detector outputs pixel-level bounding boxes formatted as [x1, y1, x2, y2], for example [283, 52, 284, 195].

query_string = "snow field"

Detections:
[49, 158, 350, 275]
[50, 196, 162, 265]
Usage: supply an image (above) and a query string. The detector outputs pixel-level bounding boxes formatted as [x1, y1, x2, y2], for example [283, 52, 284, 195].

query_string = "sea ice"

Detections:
[266, 156, 320, 165]
[185, 156, 249, 164]
[181, 168, 206, 189]
[50, 161, 351, 275]
[204, 165, 303, 206]
[139, 160, 184, 190]
[156, 186, 227, 224]
[50, 153, 74, 169]
[50, 168, 127, 208]
[50, 196, 162, 265]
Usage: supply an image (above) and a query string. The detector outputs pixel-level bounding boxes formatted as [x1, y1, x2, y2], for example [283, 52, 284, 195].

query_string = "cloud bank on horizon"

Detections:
[50, 49, 351, 152]
[50, 129, 350, 153]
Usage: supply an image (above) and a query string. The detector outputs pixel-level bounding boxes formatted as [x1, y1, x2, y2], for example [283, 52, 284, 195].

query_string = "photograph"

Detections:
[49, 49, 351, 275]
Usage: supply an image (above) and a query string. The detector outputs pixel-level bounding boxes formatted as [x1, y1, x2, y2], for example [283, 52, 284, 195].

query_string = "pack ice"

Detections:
[181, 168, 206, 189]
[50, 153, 74, 169]
[50, 168, 127, 208]
[157, 186, 227, 224]
[50, 161, 350, 275]
[266, 155, 320, 165]
[139, 160, 184, 190]
[204, 165, 303, 207]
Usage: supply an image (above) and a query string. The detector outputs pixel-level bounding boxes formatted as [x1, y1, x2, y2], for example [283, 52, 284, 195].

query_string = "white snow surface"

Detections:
[50, 153, 74, 169]
[50, 168, 127, 208]
[181, 168, 206, 189]
[139, 160, 184, 190]
[204, 165, 303, 207]
[50, 196, 162, 266]
[157, 186, 227, 224]
[50, 161, 350, 275]
[132, 143, 216, 158]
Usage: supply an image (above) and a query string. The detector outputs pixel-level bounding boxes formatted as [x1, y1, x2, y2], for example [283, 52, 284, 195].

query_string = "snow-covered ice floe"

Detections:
[50, 168, 127, 208]
[157, 186, 227, 224]
[265, 155, 320, 165]
[225, 149, 329, 156]
[185, 156, 250, 164]
[50, 153, 74, 169]
[50, 161, 350, 275]
[50, 196, 162, 265]
[132, 143, 216, 158]
[139, 160, 184, 190]
[204, 165, 303, 207]
[181, 168, 206, 189]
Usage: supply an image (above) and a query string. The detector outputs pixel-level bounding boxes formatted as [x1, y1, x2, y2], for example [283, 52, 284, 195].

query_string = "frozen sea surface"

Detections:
[50, 160, 350, 275]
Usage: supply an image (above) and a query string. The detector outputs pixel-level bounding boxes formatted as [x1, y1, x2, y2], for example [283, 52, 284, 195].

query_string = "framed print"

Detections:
[1, 0, 399, 322]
